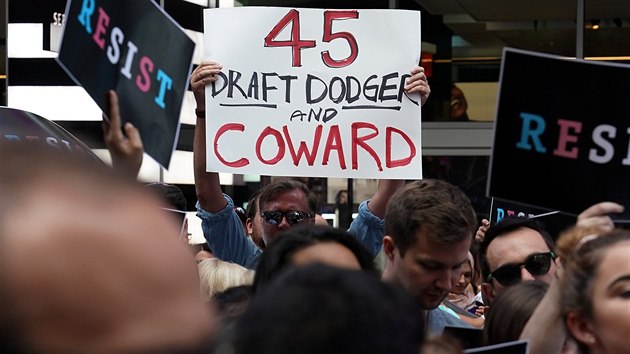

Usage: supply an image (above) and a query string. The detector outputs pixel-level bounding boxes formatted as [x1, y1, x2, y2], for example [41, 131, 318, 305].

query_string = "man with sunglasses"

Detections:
[478, 217, 558, 306]
[191, 61, 430, 269]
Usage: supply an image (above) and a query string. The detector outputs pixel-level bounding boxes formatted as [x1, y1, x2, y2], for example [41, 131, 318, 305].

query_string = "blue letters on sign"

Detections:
[516, 112, 547, 153]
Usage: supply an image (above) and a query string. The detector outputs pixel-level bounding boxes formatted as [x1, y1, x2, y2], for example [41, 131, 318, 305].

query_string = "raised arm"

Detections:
[191, 62, 225, 212]
[475, 218, 491, 242]
[349, 66, 429, 254]
[348, 179, 406, 256]
[102, 90, 143, 179]
[191, 62, 261, 268]
[368, 65, 429, 217]
[367, 179, 405, 219]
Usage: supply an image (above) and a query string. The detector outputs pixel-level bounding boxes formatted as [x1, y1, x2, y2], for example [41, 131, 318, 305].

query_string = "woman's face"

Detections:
[586, 240, 630, 354]
[452, 261, 473, 295]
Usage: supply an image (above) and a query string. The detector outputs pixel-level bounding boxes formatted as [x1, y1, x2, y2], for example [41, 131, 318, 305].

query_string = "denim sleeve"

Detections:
[347, 199, 384, 256]
[196, 194, 261, 269]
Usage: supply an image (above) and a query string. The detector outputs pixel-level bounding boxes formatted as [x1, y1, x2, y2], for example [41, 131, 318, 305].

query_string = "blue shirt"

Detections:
[427, 307, 474, 335]
[197, 194, 384, 269]
[196, 195, 261, 269]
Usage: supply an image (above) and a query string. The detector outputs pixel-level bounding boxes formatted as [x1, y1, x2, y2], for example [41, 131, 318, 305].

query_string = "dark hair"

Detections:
[144, 182, 187, 212]
[483, 280, 549, 345]
[469, 238, 482, 289]
[384, 179, 476, 256]
[244, 189, 262, 220]
[144, 182, 188, 226]
[252, 224, 376, 293]
[233, 264, 424, 354]
[214, 285, 253, 311]
[258, 178, 317, 215]
[479, 216, 555, 283]
[561, 229, 630, 352]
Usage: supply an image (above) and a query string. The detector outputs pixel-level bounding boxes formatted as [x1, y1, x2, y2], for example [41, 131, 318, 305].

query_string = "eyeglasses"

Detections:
[261, 210, 313, 226]
[486, 252, 556, 287]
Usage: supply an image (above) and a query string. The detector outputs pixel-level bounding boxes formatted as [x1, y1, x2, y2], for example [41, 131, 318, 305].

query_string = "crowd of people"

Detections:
[1, 59, 629, 354]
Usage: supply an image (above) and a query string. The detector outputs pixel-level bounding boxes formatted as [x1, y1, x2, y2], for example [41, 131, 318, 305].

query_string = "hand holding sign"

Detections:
[475, 218, 491, 242]
[404, 66, 431, 106]
[102, 90, 143, 178]
[191, 62, 223, 116]
[57, 0, 195, 169]
[576, 201, 624, 232]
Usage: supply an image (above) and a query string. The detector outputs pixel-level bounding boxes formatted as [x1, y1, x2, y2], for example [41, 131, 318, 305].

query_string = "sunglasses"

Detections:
[261, 210, 313, 226]
[487, 251, 556, 287]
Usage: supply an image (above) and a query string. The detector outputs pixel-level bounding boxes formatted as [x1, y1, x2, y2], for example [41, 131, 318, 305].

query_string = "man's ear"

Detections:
[383, 235, 396, 261]
[246, 218, 253, 236]
[566, 311, 598, 348]
[481, 282, 496, 305]
[181, 217, 189, 240]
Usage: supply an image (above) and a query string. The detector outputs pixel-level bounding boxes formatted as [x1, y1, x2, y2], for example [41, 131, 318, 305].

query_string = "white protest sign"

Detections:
[204, 7, 422, 179]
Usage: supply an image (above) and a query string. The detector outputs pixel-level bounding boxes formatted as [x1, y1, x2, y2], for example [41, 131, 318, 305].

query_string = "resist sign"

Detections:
[489, 48, 630, 219]
[204, 7, 422, 179]
[57, 0, 195, 169]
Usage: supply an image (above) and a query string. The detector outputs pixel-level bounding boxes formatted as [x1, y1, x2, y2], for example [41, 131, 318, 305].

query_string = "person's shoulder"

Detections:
[428, 306, 474, 330]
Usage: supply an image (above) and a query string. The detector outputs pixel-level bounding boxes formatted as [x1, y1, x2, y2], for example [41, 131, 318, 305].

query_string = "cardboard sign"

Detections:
[56, 0, 195, 169]
[488, 48, 630, 219]
[0, 106, 101, 161]
[203, 7, 422, 179]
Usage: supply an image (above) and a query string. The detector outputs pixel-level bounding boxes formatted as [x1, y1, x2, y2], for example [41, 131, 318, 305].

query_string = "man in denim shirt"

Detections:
[190, 62, 430, 269]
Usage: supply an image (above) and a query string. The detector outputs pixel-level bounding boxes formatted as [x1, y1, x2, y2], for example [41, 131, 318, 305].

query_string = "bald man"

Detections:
[0, 143, 216, 354]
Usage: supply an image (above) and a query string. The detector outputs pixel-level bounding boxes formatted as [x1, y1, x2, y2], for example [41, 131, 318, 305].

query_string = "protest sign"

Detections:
[489, 197, 577, 238]
[0, 106, 101, 161]
[488, 48, 630, 219]
[56, 0, 195, 169]
[203, 7, 422, 179]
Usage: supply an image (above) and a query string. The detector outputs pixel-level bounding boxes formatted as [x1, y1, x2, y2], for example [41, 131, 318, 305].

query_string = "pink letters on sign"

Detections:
[213, 122, 415, 172]
[75, 0, 173, 109]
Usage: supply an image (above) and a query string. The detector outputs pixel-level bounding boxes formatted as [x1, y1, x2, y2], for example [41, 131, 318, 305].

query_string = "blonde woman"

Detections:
[198, 258, 254, 301]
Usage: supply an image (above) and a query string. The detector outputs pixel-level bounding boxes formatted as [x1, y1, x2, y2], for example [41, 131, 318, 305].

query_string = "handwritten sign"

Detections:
[57, 0, 195, 169]
[488, 48, 630, 219]
[203, 7, 422, 179]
